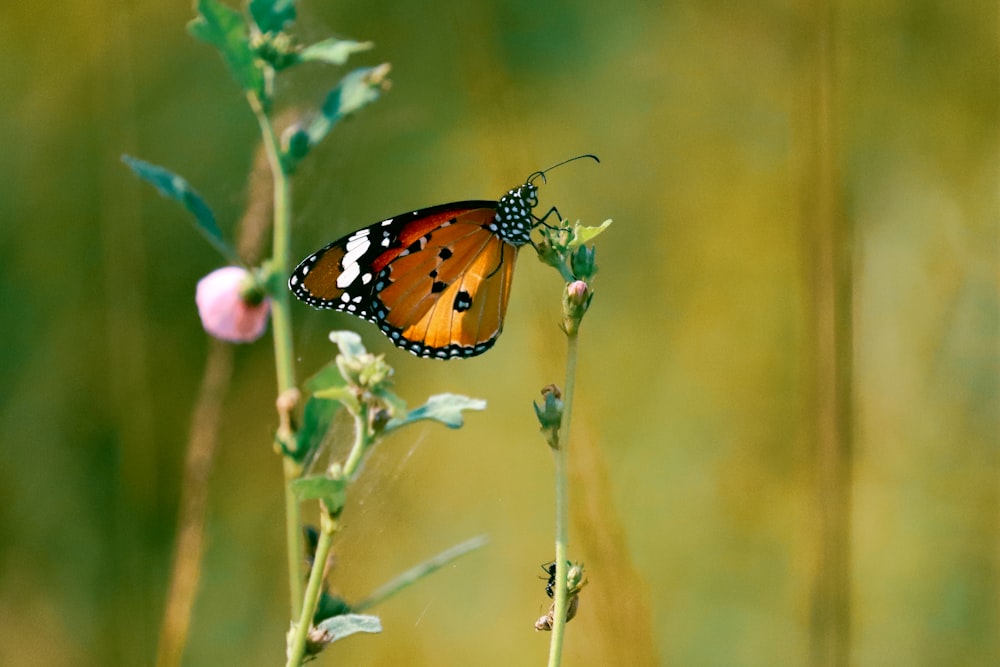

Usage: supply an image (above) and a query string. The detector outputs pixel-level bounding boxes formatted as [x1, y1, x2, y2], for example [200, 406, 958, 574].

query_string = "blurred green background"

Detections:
[2, 0, 997, 665]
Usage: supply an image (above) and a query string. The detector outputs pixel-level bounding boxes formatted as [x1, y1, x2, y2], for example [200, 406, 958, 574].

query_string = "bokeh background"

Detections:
[2, 1, 997, 665]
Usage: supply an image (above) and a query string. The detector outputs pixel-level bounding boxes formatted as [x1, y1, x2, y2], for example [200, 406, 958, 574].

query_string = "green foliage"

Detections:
[567, 219, 612, 249]
[313, 592, 352, 624]
[384, 393, 488, 434]
[304, 360, 347, 394]
[326, 330, 367, 358]
[312, 613, 383, 643]
[283, 64, 392, 172]
[569, 244, 597, 281]
[535, 218, 611, 283]
[294, 332, 485, 509]
[292, 393, 340, 463]
[292, 362, 349, 461]
[290, 475, 347, 514]
[121, 155, 240, 265]
[321, 65, 391, 120]
[353, 535, 489, 612]
[298, 38, 374, 66]
[311, 332, 486, 442]
[287, 332, 487, 662]
[188, 0, 264, 97]
[249, 0, 296, 34]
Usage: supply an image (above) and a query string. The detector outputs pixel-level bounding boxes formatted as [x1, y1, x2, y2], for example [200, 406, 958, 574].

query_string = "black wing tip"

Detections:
[378, 324, 500, 360]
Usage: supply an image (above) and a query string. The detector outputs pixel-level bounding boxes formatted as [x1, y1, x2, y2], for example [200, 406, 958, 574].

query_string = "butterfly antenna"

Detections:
[527, 153, 600, 184]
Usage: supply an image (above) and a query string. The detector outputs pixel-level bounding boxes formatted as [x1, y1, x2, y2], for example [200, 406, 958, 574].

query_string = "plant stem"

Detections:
[341, 419, 369, 479]
[286, 512, 337, 667]
[286, 410, 366, 667]
[252, 93, 295, 395]
[283, 457, 304, 611]
[249, 90, 303, 615]
[547, 330, 580, 667]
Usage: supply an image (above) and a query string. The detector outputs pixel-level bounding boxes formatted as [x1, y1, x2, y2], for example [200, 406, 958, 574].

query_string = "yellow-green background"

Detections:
[2, 1, 997, 665]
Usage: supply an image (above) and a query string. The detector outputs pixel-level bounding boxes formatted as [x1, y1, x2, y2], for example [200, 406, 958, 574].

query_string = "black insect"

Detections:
[542, 561, 559, 599]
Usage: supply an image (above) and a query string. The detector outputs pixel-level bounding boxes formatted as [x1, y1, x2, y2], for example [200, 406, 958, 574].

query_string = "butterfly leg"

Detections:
[534, 206, 564, 230]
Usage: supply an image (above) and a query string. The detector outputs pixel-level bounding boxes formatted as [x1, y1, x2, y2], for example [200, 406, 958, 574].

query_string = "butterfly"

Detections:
[289, 155, 598, 359]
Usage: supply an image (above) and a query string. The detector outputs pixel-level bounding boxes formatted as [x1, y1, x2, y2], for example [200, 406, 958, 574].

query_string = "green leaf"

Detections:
[314, 592, 352, 625]
[312, 614, 382, 644]
[568, 219, 613, 249]
[312, 386, 359, 414]
[299, 38, 373, 65]
[291, 475, 347, 514]
[188, 0, 264, 96]
[328, 330, 368, 359]
[353, 535, 488, 612]
[293, 394, 339, 463]
[384, 393, 486, 433]
[322, 64, 391, 118]
[304, 360, 346, 394]
[282, 64, 390, 172]
[122, 155, 240, 264]
[249, 0, 296, 34]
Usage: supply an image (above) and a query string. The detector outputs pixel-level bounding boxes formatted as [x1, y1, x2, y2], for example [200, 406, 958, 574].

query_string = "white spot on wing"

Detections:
[341, 238, 371, 271]
[346, 235, 369, 252]
[337, 263, 361, 289]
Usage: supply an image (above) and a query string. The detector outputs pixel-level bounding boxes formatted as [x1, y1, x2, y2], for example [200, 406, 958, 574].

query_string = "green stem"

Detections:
[252, 94, 295, 395]
[249, 90, 303, 615]
[547, 330, 579, 667]
[283, 458, 304, 613]
[341, 415, 370, 479]
[286, 511, 337, 667]
[286, 410, 367, 667]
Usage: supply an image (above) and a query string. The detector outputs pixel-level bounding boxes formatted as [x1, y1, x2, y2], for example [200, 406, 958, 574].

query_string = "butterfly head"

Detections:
[491, 154, 599, 247]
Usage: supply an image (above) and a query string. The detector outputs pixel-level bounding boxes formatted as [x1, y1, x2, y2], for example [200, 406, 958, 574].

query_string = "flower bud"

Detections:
[569, 244, 597, 281]
[566, 280, 589, 305]
[561, 280, 593, 335]
[195, 266, 271, 343]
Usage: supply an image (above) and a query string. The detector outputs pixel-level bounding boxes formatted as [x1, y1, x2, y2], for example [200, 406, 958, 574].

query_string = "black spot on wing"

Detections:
[453, 290, 473, 313]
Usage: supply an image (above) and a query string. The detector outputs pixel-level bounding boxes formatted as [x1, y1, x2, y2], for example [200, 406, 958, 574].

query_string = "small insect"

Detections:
[535, 560, 586, 631]
[288, 154, 599, 359]
[542, 561, 558, 599]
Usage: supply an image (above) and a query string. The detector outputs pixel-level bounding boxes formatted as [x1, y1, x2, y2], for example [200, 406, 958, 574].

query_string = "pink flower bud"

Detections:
[195, 266, 271, 343]
[566, 280, 589, 304]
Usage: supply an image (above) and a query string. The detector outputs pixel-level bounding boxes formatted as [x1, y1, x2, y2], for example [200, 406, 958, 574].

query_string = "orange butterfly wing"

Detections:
[290, 202, 521, 358]
[374, 209, 519, 357]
